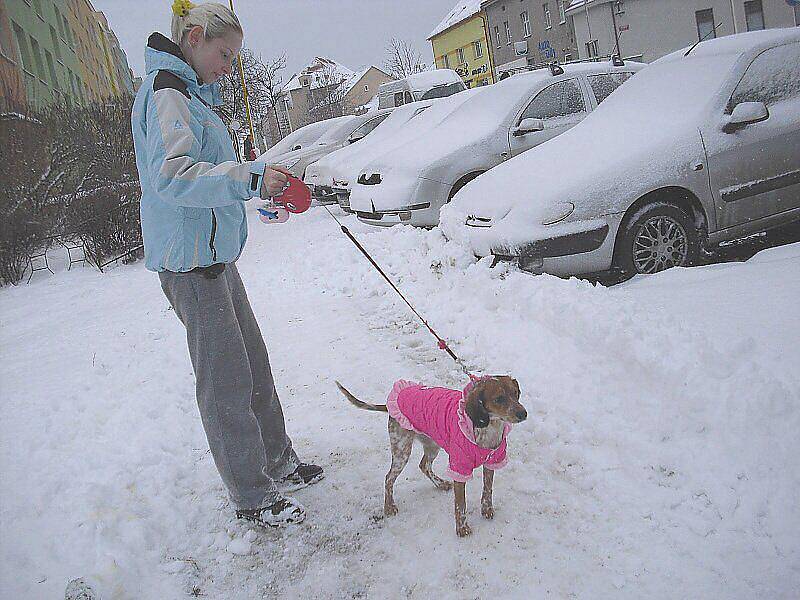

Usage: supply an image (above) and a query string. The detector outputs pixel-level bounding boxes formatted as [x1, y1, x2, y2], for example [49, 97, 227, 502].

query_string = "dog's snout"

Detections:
[515, 409, 528, 422]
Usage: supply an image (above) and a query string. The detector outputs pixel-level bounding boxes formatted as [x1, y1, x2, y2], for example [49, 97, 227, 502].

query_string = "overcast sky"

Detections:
[92, 0, 458, 80]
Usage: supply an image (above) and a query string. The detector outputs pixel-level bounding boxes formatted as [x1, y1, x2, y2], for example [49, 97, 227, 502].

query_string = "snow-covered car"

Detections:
[349, 59, 645, 227]
[274, 109, 393, 179]
[303, 99, 437, 207]
[259, 116, 349, 163]
[377, 69, 466, 109]
[442, 28, 800, 279]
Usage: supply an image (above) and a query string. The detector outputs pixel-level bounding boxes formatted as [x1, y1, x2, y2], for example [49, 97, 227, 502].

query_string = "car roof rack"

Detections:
[500, 53, 643, 78]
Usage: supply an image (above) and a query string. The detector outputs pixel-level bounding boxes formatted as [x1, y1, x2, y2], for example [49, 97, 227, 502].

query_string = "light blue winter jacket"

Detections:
[132, 33, 267, 272]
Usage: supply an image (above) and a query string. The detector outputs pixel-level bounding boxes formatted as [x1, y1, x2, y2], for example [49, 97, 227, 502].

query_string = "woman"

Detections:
[131, 0, 322, 529]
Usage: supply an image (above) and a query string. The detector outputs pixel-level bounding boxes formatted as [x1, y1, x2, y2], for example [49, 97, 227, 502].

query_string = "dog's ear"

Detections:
[509, 377, 521, 400]
[466, 389, 490, 428]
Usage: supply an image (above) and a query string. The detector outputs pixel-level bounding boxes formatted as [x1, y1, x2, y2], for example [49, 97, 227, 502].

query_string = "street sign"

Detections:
[619, 24, 630, 31]
[514, 41, 528, 56]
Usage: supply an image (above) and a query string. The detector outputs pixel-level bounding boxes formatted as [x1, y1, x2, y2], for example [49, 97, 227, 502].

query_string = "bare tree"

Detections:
[305, 65, 348, 123]
[383, 38, 429, 80]
[217, 49, 288, 146]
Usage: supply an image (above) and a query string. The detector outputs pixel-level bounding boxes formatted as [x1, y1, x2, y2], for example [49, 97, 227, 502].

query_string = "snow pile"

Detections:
[1, 207, 798, 598]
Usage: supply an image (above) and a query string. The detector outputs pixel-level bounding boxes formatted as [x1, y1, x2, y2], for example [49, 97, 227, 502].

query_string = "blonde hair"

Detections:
[171, 2, 243, 46]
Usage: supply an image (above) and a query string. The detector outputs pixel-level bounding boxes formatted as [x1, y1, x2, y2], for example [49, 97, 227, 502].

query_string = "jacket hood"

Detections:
[144, 32, 222, 107]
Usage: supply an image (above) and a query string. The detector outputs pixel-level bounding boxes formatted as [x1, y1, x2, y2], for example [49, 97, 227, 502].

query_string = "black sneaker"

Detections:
[279, 463, 324, 492]
[236, 496, 306, 528]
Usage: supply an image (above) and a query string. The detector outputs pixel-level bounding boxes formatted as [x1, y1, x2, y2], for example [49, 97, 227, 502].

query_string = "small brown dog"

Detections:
[336, 376, 526, 537]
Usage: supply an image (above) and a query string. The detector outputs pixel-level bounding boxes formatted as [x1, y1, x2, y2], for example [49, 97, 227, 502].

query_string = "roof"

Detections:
[342, 65, 391, 96]
[283, 57, 355, 93]
[428, 0, 482, 40]
[565, 0, 613, 14]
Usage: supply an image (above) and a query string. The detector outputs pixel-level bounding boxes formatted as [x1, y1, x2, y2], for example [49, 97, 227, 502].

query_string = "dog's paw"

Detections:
[481, 505, 494, 520]
[384, 504, 398, 517]
[456, 523, 472, 537]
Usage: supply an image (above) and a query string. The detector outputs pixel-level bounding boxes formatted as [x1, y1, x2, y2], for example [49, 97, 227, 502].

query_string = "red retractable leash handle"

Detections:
[258, 175, 312, 224]
[274, 176, 312, 214]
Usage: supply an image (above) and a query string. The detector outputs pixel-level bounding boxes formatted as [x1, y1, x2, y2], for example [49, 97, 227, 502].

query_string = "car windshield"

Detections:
[316, 117, 359, 145]
[419, 82, 466, 101]
[587, 54, 741, 128]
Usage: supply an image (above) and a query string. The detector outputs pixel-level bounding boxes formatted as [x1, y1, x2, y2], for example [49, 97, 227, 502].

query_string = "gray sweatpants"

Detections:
[159, 263, 298, 510]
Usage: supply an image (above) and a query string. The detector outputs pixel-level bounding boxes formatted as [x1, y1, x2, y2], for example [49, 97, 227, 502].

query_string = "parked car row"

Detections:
[265, 28, 799, 280]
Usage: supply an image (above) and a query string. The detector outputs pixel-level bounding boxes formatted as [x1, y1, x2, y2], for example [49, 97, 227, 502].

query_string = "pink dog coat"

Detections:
[386, 379, 511, 482]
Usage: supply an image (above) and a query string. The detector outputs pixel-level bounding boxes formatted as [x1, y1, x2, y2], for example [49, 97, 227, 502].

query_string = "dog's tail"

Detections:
[336, 381, 388, 413]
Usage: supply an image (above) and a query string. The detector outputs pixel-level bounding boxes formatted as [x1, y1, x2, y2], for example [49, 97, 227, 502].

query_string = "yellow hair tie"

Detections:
[172, 0, 195, 17]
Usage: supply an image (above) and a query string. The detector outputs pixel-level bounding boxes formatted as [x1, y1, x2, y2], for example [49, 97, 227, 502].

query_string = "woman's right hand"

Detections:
[260, 166, 291, 199]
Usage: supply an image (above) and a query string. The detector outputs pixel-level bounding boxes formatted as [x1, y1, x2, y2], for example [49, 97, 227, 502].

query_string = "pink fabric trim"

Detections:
[386, 379, 422, 433]
[445, 467, 473, 482]
[484, 456, 508, 470]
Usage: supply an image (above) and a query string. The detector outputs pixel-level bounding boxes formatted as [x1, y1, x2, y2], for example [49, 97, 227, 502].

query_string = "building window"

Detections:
[744, 1, 765, 31]
[696, 9, 716, 41]
[521, 11, 531, 37]
[50, 26, 62, 61]
[544, 4, 552, 30]
[457, 47, 465, 65]
[559, 1, 567, 24]
[474, 39, 483, 59]
[585, 39, 599, 58]
[504, 20, 512, 45]
[45, 49, 58, 88]
[494, 25, 502, 48]
[29, 37, 45, 80]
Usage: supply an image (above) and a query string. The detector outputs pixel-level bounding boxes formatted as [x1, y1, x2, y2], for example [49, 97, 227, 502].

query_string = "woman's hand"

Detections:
[260, 166, 291, 199]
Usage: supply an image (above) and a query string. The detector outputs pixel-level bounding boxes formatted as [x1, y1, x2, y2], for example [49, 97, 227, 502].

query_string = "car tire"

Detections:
[615, 201, 701, 279]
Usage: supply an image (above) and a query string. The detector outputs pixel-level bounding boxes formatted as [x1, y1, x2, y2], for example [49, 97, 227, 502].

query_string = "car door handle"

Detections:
[501, 152, 509, 158]
[693, 162, 704, 171]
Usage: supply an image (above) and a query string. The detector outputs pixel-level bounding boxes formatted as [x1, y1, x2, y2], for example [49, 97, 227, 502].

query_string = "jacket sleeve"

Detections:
[145, 86, 266, 208]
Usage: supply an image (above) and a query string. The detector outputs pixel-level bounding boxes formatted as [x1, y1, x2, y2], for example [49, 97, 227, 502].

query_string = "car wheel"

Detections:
[616, 201, 700, 278]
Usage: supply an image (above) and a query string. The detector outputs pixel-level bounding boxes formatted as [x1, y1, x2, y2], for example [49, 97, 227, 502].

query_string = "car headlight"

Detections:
[541, 202, 575, 226]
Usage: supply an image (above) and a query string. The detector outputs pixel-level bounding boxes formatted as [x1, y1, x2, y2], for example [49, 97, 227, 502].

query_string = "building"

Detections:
[1, 0, 134, 111]
[428, 1, 495, 87]
[482, 0, 578, 76]
[566, 0, 800, 63]
[269, 57, 392, 141]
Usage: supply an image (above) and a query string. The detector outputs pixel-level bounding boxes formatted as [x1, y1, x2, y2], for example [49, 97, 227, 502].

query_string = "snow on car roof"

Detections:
[261, 116, 351, 160]
[428, 0, 481, 40]
[405, 69, 463, 90]
[658, 27, 800, 63]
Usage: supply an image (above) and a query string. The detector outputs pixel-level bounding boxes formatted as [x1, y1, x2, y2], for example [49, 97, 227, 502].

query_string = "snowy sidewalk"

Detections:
[1, 205, 798, 599]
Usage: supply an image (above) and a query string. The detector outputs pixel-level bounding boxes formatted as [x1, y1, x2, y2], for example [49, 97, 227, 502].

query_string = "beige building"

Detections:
[268, 57, 392, 144]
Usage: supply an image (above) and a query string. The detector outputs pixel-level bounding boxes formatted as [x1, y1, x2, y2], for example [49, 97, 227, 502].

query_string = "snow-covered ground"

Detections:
[1, 204, 798, 599]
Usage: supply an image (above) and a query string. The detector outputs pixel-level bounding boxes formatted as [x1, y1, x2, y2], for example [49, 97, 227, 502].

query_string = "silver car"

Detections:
[443, 28, 800, 278]
[349, 59, 645, 227]
[274, 109, 392, 179]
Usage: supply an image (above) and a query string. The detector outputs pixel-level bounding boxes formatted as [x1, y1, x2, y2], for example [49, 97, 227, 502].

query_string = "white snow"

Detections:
[428, 1, 482, 40]
[1, 206, 798, 599]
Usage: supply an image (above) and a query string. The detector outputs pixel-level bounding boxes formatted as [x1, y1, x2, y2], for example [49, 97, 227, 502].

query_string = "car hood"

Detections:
[441, 54, 738, 253]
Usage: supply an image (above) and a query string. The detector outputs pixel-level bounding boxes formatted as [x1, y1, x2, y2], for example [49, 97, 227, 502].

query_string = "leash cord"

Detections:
[320, 204, 474, 378]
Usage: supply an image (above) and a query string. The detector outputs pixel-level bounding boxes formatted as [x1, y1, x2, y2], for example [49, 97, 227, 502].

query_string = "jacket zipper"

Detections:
[209, 209, 217, 261]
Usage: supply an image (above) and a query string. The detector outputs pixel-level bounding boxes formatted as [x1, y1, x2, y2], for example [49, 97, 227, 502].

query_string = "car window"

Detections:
[419, 82, 466, 100]
[587, 72, 634, 105]
[349, 114, 389, 139]
[728, 42, 800, 111]
[520, 79, 587, 123]
[394, 91, 405, 107]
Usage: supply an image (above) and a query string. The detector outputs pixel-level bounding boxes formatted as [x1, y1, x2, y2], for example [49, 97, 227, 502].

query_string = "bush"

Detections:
[0, 97, 140, 285]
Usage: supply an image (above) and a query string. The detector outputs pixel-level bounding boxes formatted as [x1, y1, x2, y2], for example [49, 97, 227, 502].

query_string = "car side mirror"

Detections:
[291, 144, 301, 151]
[512, 118, 545, 137]
[723, 101, 769, 133]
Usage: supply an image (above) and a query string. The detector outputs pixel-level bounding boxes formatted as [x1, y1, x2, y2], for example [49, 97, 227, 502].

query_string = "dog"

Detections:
[336, 376, 526, 537]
